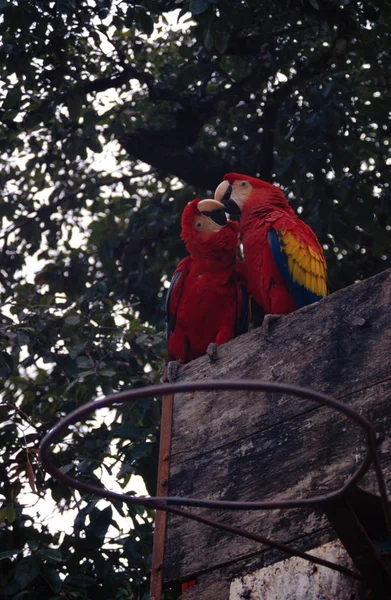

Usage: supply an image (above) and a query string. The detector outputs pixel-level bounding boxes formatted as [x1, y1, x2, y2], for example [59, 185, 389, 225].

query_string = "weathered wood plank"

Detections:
[171, 268, 391, 460]
[163, 269, 391, 586]
[180, 528, 358, 600]
[165, 380, 391, 583]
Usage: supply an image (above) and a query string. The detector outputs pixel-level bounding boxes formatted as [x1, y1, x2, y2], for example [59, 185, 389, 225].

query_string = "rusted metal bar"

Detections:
[150, 392, 174, 600]
[39, 380, 375, 510]
[324, 493, 391, 595]
[368, 427, 391, 540]
[38, 379, 391, 590]
[158, 502, 362, 581]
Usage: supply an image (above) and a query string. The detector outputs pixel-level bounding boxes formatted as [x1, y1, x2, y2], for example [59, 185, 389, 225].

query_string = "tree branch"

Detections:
[120, 16, 354, 188]
[0, 173, 145, 244]
[254, 21, 353, 180]
[81, 65, 154, 96]
[120, 129, 248, 189]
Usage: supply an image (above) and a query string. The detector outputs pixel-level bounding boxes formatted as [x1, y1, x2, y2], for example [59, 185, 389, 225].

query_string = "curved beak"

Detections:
[214, 181, 241, 215]
[197, 198, 227, 226]
[197, 199, 225, 212]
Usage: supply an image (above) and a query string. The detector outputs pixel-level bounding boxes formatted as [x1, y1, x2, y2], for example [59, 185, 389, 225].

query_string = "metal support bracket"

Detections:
[150, 392, 174, 600]
[324, 487, 391, 597]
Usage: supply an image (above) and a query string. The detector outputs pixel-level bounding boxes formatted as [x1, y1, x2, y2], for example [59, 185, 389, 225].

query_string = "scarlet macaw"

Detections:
[166, 198, 248, 382]
[214, 173, 327, 318]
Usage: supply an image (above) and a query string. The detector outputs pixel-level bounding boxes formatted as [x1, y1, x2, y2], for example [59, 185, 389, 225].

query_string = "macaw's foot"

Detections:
[166, 360, 185, 383]
[206, 342, 218, 362]
[261, 313, 282, 341]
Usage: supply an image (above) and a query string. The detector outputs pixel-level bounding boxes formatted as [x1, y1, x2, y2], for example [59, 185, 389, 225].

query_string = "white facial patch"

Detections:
[230, 180, 253, 211]
[194, 214, 224, 233]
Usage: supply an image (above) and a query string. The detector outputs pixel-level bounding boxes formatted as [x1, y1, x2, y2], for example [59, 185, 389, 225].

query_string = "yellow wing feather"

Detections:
[279, 231, 327, 298]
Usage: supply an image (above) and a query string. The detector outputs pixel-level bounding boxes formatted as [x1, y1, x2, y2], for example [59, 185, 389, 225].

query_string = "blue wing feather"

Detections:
[268, 229, 322, 308]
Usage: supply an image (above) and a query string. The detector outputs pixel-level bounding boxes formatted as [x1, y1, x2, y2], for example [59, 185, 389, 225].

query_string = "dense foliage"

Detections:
[0, 0, 390, 598]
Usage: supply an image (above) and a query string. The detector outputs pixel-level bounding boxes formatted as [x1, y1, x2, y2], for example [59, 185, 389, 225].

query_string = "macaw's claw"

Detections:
[167, 360, 185, 383]
[206, 342, 218, 362]
[261, 313, 282, 342]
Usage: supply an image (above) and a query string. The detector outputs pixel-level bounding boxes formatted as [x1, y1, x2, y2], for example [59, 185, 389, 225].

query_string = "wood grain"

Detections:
[163, 268, 391, 587]
[182, 529, 362, 600]
[172, 269, 391, 460]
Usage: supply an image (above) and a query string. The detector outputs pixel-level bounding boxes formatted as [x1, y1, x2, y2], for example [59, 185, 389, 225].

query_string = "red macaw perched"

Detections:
[214, 173, 327, 317]
[166, 198, 248, 382]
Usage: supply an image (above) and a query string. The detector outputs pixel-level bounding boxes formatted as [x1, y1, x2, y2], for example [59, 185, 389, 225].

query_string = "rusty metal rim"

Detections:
[40, 380, 378, 510]
[39, 379, 391, 580]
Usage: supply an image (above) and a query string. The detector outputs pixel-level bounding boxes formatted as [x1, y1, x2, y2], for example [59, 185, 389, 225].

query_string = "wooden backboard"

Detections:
[153, 268, 391, 599]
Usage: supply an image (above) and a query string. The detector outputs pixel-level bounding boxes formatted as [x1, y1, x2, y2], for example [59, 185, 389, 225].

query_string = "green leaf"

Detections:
[64, 315, 80, 326]
[58, 464, 75, 474]
[76, 356, 92, 369]
[189, 0, 209, 15]
[100, 368, 116, 377]
[138, 11, 154, 35]
[214, 32, 230, 54]
[0, 507, 8, 524]
[38, 548, 63, 563]
[83, 109, 99, 127]
[123, 538, 142, 561]
[3, 87, 21, 110]
[69, 343, 87, 359]
[65, 574, 97, 588]
[204, 27, 213, 50]
[125, 6, 134, 27]
[0, 549, 22, 560]
[68, 93, 83, 122]
[86, 136, 103, 153]
[2, 506, 16, 524]
[175, 65, 198, 90]
[14, 557, 40, 588]
[85, 506, 113, 541]
[41, 566, 62, 592]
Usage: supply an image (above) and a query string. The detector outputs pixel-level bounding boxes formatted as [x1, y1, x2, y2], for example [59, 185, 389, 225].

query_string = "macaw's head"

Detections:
[181, 198, 239, 261]
[214, 172, 288, 216]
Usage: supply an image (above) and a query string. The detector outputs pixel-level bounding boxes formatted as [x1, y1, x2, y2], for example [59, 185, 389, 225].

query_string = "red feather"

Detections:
[223, 175, 327, 314]
[167, 199, 247, 362]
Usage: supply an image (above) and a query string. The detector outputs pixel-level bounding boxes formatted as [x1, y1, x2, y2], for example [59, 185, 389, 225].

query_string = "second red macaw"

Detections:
[166, 198, 248, 382]
[214, 173, 327, 316]
[166, 200, 249, 593]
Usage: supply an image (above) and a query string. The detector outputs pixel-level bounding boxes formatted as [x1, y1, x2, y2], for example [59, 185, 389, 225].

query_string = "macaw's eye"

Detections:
[196, 221, 202, 228]
[241, 181, 247, 187]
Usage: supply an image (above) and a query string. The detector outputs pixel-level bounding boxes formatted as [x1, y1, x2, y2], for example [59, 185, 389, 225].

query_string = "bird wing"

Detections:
[268, 225, 327, 308]
[165, 257, 192, 344]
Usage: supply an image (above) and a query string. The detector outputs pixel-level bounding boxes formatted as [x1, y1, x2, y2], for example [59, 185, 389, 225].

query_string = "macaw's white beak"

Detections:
[214, 181, 241, 215]
[197, 199, 225, 212]
[214, 181, 232, 204]
[197, 198, 227, 226]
